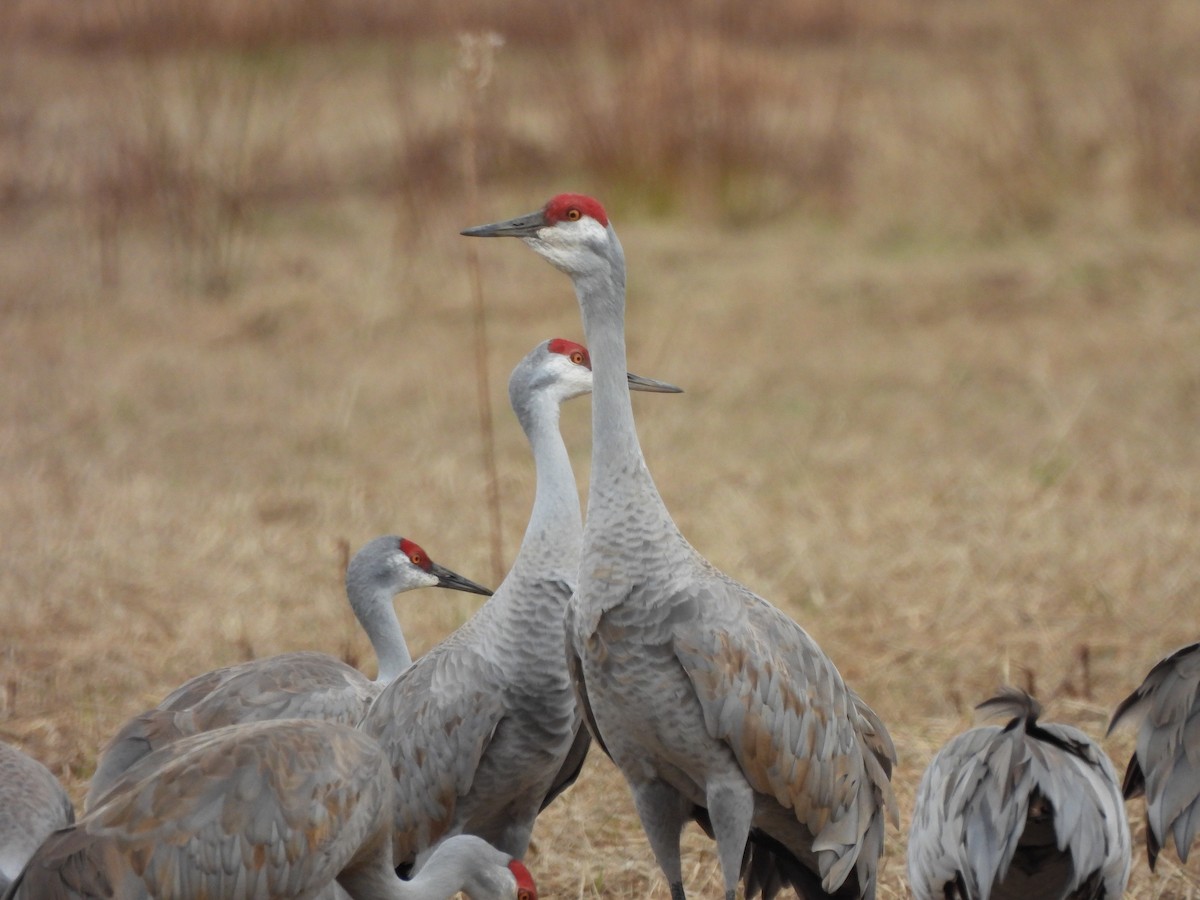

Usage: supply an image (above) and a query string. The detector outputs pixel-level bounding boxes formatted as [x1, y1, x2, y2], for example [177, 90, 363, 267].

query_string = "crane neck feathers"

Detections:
[575, 240, 680, 553]
[510, 381, 584, 589]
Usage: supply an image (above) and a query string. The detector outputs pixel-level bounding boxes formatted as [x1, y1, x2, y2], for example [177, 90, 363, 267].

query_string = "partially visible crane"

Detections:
[5, 720, 537, 900]
[1109, 641, 1200, 869]
[463, 196, 896, 900]
[908, 689, 1130, 900]
[359, 338, 680, 870]
[86, 535, 490, 810]
[0, 741, 74, 894]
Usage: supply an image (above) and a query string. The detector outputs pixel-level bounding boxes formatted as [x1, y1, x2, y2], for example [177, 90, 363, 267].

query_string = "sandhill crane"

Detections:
[86, 535, 490, 811]
[908, 689, 1130, 900]
[358, 338, 681, 869]
[462, 196, 896, 900]
[5, 720, 537, 900]
[0, 741, 74, 893]
[1108, 641, 1200, 869]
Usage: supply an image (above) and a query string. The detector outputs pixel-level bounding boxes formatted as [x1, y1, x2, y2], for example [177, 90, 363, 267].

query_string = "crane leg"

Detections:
[631, 779, 690, 900]
[706, 776, 754, 900]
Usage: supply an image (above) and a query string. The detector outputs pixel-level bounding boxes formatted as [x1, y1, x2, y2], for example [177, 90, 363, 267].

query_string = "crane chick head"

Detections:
[462, 193, 618, 279]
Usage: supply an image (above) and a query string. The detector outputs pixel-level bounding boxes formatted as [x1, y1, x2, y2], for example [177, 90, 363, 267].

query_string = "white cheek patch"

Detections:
[526, 219, 610, 274]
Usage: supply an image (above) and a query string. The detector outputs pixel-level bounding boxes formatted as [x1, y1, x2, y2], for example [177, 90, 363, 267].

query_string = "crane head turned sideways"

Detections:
[396, 537, 493, 596]
[461, 193, 618, 278]
[347, 535, 493, 598]
[511, 338, 682, 412]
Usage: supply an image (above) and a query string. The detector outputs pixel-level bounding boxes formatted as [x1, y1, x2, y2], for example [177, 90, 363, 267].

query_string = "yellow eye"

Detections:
[566, 208, 581, 221]
[570, 351, 584, 365]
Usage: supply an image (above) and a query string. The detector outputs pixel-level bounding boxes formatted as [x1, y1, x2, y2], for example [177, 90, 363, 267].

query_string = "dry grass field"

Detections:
[2, 0, 1200, 896]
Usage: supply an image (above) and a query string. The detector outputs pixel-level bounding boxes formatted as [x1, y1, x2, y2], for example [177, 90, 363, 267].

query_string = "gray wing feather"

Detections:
[540, 724, 591, 812]
[565, 599, 611, 760]
[157, 664, 244, 710]
[0, 743, 74, 889]
[88, 653, 375, 811]
[86, 709, 184, 811]
[1109, 642, 1200, 866]
[14, 721, 392, 900]
[183, 654, 374, 730]
[358, 642, 507, 866]
[672, 576, 896, 897]
[909, 702, 1130, 900]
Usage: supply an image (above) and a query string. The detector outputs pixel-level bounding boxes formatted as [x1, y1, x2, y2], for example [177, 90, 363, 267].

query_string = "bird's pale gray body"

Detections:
[362, 575, 582, 866]
[86, 652, 379, 809]
[86, 536, 491, 811]
[7, 720, 535, 900]
[569, 458, 895, 899]
[8, 720, 391, 900]
[360, 339, 679, 867]
[463, 195, 896, 900]
[908, 691, 1130, 900]
[360, 341, 597, 866]
[0, 741, 74, 893]
[1109, 641, 1200, 868]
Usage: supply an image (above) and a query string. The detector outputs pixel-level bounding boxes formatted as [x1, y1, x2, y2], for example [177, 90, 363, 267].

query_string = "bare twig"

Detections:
[457, 32, 506, 585]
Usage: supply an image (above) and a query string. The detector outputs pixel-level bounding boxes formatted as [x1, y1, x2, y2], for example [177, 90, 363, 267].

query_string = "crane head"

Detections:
[395, 537, 493, 596]
[509, 859, 538, 900]
[542, 337, 682, 398]
[462, 194, 617, 278]
[462, 194, 608, 238]
[548, 337, 591, 369]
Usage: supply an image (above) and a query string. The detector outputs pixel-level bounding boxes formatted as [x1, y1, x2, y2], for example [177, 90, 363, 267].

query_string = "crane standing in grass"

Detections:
[463, 196, 896, 900]
[359, 338, 680, 871]
[1108, 641, 1200, 869]
[908, 689, 1130, 900]
[6, 720, 538, 900]
[87, 535, 491, 810]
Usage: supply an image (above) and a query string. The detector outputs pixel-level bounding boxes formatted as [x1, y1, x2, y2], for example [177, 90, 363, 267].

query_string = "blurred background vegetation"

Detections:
[3, 3, 1200, 896]
[3, 0, 1200, 297]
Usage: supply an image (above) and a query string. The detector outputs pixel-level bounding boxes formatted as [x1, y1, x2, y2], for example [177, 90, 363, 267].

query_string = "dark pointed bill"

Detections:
[461, 211, 544, 239]
[627, 372, 683, 393]
[431, 563, 493, 596]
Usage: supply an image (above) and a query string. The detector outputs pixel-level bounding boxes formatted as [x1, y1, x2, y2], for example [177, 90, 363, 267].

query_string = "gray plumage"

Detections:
[0, 741, 74, 893]
[1108, 640, 1200, 868]
[358, 338, 680, 870]
[86, 535, 490, 811]
[908, 689, 1131, 900]
[5, 720, 537, 900]
[463, 195, 896, 900]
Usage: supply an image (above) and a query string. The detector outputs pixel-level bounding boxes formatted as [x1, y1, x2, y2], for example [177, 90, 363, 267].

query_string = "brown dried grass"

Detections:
[2, 1, 1200, 897]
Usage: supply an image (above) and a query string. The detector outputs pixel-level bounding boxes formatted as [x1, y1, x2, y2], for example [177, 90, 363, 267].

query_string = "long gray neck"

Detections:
[574, 236, 677, 539]
[510, 391, 583, 585]
[348, 585, 411, 685]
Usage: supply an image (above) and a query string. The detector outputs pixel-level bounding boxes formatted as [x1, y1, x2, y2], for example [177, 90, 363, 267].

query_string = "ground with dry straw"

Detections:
[2, 1, 1200, 897]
